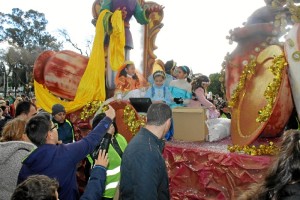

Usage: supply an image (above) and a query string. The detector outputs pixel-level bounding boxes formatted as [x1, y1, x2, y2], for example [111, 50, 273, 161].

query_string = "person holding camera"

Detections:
[12, 149, 109, 200]
[17, 106, 115, 200]
[85, 112, 127, 200]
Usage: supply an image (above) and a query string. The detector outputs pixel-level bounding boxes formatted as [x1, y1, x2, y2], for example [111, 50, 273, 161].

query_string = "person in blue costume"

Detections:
[145, 70, 174, 140]
[148, 60, 176, 87]
[145, 70, 173, 105]
[169, 66, 192, 108]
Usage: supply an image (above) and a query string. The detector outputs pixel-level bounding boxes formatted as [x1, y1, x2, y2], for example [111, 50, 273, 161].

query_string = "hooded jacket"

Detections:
[18, 117, 112, 200]
[0, 141, 36, 200]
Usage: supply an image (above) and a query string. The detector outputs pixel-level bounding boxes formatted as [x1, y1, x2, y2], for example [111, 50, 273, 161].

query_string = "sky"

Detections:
[0, 0, 266, 76]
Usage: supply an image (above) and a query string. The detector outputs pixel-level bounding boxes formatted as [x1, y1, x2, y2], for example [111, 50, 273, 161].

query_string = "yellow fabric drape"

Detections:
[109, 11, 125, 71]
[34, 10, 116, 114]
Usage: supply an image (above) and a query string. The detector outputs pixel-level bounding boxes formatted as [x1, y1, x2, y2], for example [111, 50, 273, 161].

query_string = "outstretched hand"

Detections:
[95, 149, 109, 168]
[107, 123, 115, 135]
[104, 105, 116, 121]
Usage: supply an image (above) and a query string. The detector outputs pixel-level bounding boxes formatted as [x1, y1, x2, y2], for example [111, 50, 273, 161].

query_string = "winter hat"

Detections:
[52, 104, 66, 116]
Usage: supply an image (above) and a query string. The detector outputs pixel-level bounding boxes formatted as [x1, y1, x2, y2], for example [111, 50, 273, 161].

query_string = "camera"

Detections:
[91, 133, 112, 160]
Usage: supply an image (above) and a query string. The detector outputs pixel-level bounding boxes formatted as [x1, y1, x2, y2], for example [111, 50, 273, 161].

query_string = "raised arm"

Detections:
[66, 106, 115, 164]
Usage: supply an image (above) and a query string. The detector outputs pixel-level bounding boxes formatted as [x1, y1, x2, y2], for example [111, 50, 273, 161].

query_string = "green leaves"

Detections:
[1, 8, 61, 51]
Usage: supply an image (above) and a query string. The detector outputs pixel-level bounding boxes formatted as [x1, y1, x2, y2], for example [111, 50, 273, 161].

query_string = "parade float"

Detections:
[223, 0, 295, 146]
[164, 1, 300, 199]
[33, 0, 164, 194]
[33, 0, 164, 140]
[32, 0, 300, 199]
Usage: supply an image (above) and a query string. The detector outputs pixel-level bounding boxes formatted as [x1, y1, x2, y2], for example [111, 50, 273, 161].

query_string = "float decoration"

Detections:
[228, 57, 257, 108]
[80, 100, 104, 120]
[227, 141, 279, 156]
[91, 0, 164, 79]
[33, 10, 114, 113]
[288, 1, 300, 23]
[256, 54, 287, 123]
[223, 0, 300, 146]
[123, 105, 146, 135]
[223, 0, 294, 101]
[109, 10, 125, 71]
[230, 45, 293, 146]
[284, 22, 300, 121]
[142, 1, 164, 78]
[108, 100, 141, 142]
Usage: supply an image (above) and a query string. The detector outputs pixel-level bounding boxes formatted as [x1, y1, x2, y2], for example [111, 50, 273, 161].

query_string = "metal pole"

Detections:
[3, 71, 6, 98]
[14, 70, 16, 97]
[0, 62, 5, 97]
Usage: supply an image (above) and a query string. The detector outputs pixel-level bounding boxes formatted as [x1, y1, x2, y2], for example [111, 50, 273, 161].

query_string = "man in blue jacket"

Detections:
[119, 103, 171, 200]
[17, 106, 115, 200]
[12, 149, 109, 200]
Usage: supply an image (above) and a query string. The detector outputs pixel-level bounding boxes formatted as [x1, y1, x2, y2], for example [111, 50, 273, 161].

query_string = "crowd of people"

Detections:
[0, 94, 37, 135]
[1, 0, 299, 198]
[0, 93, 172, 199]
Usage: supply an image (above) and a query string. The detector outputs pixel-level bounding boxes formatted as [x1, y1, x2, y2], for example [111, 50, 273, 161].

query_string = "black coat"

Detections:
[119, 128, 170, 200]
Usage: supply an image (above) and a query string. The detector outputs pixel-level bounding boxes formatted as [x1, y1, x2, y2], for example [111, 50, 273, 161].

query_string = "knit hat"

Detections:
[52, 104, 66, 116]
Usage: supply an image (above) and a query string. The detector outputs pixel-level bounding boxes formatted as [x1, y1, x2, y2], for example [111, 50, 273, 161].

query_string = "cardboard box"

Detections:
[172, 107, 208, 142]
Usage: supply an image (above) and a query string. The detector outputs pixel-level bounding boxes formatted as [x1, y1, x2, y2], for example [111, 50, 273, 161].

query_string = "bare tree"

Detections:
[57, 29, 93, 56]
[58, 29, 83, 55]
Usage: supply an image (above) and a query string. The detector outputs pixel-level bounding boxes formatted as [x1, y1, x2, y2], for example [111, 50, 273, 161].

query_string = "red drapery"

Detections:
[163, 138, 275, 200]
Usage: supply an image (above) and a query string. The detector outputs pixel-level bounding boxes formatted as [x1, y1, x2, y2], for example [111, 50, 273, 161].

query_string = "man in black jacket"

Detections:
[119, 103, 172, 200]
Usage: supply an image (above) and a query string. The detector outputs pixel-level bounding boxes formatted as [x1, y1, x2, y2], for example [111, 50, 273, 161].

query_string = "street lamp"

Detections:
[1, 71, 4, 88]
[13, 67, 17, 97]
[1, 71, 5, 88]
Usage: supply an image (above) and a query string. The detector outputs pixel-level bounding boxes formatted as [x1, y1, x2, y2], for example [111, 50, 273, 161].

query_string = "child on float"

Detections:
[168, 66, 192, 108]
[188, 75, 220, 118]
[145, 70, 174, 140]
[115, 61, 141, 93]
[148, 60, 177, 87]
[145, 70, 173, 105]
[188, 75, 231, 142]
[114, 61, 147, 100]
